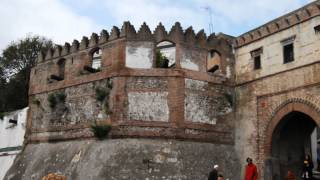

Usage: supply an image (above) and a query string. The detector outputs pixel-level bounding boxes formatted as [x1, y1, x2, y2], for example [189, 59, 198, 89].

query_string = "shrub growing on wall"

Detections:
[47, 92, 66, 109]
[156, 50, 169, 68]
[91, 122, 112, 140]
[95, 78, 113, 115]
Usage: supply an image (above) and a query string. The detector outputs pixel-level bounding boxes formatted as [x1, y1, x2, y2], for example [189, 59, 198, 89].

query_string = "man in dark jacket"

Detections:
[208, 164, 219, 180]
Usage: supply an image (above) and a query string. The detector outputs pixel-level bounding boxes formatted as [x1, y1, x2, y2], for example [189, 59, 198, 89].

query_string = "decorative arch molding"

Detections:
[263, 98, 320, 156]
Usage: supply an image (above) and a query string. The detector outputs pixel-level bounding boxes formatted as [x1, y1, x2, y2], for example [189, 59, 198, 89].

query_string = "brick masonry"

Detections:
[6, 1, 320, 179]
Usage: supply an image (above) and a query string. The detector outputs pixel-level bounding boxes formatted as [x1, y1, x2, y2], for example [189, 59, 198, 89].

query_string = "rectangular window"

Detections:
[281, 36, 295, 64]
[254, 56, 261, 70]
[251, 47, 263, 70]
[283, 43, 294, 63]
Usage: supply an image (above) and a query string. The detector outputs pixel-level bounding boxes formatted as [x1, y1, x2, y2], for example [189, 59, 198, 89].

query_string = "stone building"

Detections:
[4, 1, 320, 179]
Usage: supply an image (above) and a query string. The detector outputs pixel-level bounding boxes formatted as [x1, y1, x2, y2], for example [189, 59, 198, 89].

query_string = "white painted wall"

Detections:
[181, 56, 199, 71]
[0, 107, 28, 179]
[126, 42, 154, 69]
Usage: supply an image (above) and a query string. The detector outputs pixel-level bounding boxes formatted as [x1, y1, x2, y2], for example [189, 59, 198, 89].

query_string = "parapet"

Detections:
[28, 22, 236, 144]
[235, 0, 320, 47]
[36, 21, 234, 63]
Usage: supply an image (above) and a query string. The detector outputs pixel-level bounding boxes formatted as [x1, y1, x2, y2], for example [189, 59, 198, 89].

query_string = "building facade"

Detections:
[4, 1, 320, 179]
[0, 107, 28, 179]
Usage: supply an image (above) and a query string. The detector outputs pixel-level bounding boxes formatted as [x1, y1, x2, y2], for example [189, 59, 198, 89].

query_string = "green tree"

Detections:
[0, 35, 53, 112]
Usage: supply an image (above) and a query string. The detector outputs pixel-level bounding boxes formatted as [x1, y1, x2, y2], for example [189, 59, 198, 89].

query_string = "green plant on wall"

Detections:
[56, 92, 66, 102]
[95, 87, 109, 102]
[156, 50, 169, 68]
[95, 78, 113, 115]
[31, 97, 41, 106]
[48, 92, 66, 109]
[91, 122, 112, 140]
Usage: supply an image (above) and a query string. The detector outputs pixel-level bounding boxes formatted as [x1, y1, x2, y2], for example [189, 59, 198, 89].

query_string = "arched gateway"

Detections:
[263, 100, 320, 180]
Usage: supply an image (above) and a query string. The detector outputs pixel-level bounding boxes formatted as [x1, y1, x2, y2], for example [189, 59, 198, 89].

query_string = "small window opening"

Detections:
[92, 49, 102, 69]
[50, 58, 65, 81]
[314, 25, 320, 34]
[9, 119, 17, 124]
[57, 59, 65, 79]
[207, 50, 221, 73]
[84, 48, 102, 73]
[281, 36, 295, 64]
[254, 56, 261, 70]
[251, 48, 262, 70]
[283, 43, 294, 64]
[156, 41, 176, 68]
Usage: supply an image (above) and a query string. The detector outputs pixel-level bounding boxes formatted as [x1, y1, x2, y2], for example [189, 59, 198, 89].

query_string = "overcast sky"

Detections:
[0, 0, 314, 51]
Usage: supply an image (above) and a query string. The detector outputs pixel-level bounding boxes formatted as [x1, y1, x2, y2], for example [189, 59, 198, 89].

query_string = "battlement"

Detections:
[27, 22, 236, 144]
[235, 0, 320, 47]
[37, 21, 234, 63]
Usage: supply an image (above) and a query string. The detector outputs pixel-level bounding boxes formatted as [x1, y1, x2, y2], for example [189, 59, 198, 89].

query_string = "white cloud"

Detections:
[101, 0, 311, 36]
[0, 0, 101, 51]
[0, 0, 313, 51]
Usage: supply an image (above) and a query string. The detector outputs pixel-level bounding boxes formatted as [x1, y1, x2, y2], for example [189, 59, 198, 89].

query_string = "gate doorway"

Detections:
[270, 111, 318, 179]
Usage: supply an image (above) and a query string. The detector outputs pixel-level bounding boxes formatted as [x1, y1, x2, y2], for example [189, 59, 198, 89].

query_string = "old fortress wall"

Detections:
[27, 22, 235, 143]
[4, 1, 320, 180]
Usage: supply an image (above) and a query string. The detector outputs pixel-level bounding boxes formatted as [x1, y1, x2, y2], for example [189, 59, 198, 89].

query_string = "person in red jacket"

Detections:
[244, 157, 258, 180]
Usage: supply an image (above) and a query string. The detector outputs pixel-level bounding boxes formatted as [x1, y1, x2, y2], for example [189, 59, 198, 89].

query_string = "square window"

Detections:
[283, 43, 294, 64]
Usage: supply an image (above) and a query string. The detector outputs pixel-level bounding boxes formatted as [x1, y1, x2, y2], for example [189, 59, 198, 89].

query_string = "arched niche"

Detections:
[207, 50, 221, 73]
[156, 41, 176, 68]
[91, 48, 102, 70]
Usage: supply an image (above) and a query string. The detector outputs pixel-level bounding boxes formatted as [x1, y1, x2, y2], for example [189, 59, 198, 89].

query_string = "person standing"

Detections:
[208, 164, 219, 180]
[244, 157, 258, 180]
[302, 155, 314, 179]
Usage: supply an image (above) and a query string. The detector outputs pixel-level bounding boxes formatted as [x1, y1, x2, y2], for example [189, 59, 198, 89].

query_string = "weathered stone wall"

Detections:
[184, 79, 232, 125]
[30, 79, 111, 130]
[22, 21, 238, 179]
[234, 3, 320, 178]
[235, 16, 320, 84]
[4, 139, 240, 180]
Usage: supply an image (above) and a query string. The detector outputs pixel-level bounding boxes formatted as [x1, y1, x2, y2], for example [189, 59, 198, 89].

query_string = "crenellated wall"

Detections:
[27, 22, 236, 144]
[6, 1, 320, 179]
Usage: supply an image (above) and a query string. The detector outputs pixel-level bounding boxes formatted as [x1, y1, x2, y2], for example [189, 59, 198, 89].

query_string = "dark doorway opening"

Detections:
[270, 111, 317, 180]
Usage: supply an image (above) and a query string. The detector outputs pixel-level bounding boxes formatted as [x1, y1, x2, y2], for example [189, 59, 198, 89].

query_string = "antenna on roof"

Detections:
[202, 6, 214, 34]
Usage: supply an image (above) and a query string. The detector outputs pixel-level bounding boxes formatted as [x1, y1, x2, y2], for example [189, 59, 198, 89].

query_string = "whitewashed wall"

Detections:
[0, 107, 28, 179]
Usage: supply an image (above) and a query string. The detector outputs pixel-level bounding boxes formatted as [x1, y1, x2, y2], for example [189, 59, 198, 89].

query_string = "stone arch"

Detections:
[264, 98, 320, 157]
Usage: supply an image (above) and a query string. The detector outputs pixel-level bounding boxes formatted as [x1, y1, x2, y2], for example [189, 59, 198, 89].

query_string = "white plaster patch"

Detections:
[226, 65, 231, 78]
[128, 92, 169, 122]
[181, 58, 199, 71]
[126, 42, 153, 69]
[185, 78, 208, 91]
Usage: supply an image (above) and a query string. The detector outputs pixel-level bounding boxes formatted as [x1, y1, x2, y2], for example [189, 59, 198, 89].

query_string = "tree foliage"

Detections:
[0, 35, 53, 112]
